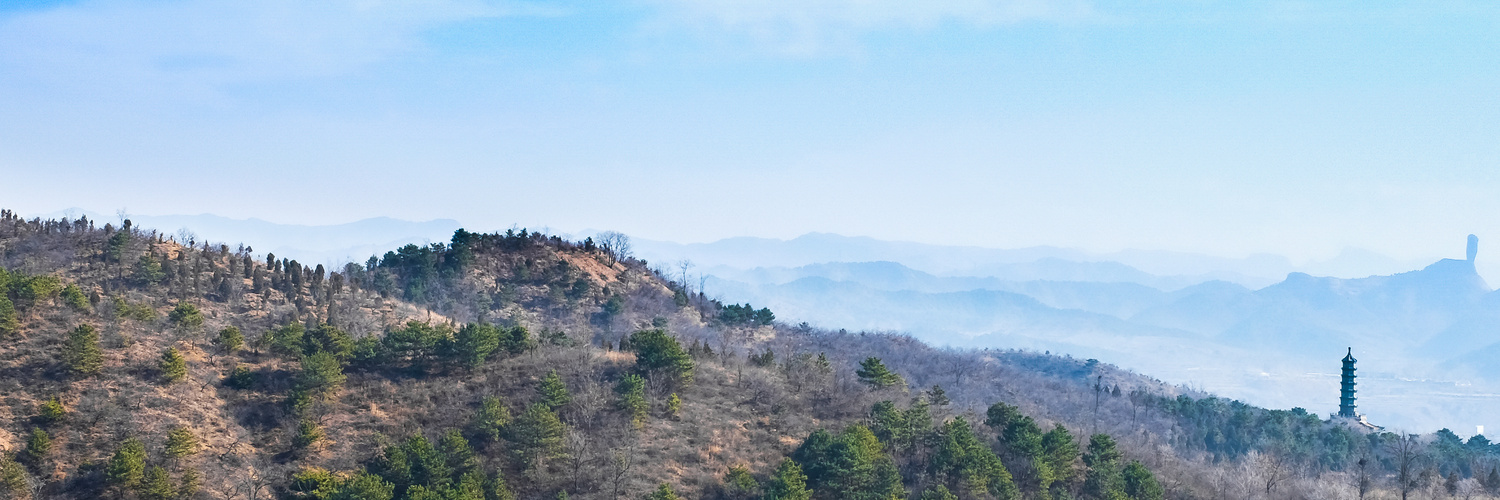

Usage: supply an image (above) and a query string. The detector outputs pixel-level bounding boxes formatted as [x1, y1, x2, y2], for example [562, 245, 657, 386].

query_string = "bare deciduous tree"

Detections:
[1387, 432, 1424, 500]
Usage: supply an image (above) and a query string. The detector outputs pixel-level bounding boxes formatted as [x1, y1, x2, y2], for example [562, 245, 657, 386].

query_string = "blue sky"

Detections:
[3, 0, 1499, 262]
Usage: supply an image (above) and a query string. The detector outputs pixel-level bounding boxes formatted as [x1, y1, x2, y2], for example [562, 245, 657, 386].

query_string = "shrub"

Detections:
[37, 396, 66, 425]
[224, 365, 256, 389]
[60, 283, 89, 311]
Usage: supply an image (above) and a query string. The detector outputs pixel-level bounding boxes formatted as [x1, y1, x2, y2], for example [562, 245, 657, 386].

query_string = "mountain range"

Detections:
[24, 210, 1500, 431]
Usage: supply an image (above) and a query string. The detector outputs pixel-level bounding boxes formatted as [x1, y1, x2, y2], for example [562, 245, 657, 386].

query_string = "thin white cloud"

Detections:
[0, 0, 543, 98]
[643, 0, 1094, 55]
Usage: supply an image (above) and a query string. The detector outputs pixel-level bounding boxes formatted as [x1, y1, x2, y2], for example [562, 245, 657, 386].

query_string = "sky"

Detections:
[3, 0, 1500, 263]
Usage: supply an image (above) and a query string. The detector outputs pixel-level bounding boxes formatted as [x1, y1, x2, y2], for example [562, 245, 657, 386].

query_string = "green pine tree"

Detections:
[25, 428, 50, 463]
[506, 403, 567, 468]
[616, 374, 648, 429]
[1121, 461, 1163, 500]
[335, 472, 395, 500]
[927, 385, 951, 406]
[929, 417, 1018, 500]
[666, 392, 682, 419]
[763, 458, 812, 500]
[643, 483, 680, 500]
[722, 465, 758, 500]
[137, 466, 175, 500]
[447, 322, 502, 368]
[487, 473, 516, 500]
[0, 293, 17, 338]
[918, 485, 959, 500]
[64, 323, 103, 376]
[627, 329, 694, 383]
[168, 302, 203, 329]
[471, 396, 512, 443]
[294, 419, 324, 450]
[0, 453, 28, 497]
[159, 347, 188, 383]
[178, 468, 202, 498]
[106, 438, 147, 489]
[538, 370, 571, 410]
[164, 427, 198, 458]
[856, 357, 902, 388]
[216, 326, 244, 352]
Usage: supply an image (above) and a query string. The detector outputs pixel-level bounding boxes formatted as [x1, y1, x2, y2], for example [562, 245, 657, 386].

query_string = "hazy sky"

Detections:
[3, 0, 1499, 262]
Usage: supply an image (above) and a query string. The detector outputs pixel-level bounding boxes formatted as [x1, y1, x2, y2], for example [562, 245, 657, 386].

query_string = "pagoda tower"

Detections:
[1339, 348, 1358, 418]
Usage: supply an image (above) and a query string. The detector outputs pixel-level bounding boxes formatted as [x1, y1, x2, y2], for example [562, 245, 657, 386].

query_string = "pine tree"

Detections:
[138, 466, 175, 500]
[296, 351, 347, 397]
[0, 293, 17, 338]
[164, 427, 198, 458]
[439, 430, 479, 476]
[627, 329, 694, 383]
[487, 473, 516, 500]
[918, 485, 959, 500]
[159, 347, 187, 383]
[24, 428, 50, 463]
[168, 302, 204, 329]
[722, 465, 758, 500]
[106, 438, 147, 489]
[616, 374, 648, 429]
[179, 468, 202, 498]
[294, 419, 324, 450]
[763, 459, 812, 500]
[538, 370, 571, 410]
[134, 255, 165, 285]
[64, 323, 103, 376]
[447, 323, 501, 368]
[643, 483, 680, 500]
[929, 418, 1017, 500]
[1042, 424, 1079, 487]
[336, 472, 395, 500]
[471, 396, 512, 443]
[793, 425, 905, 500]
[927, 385, 951, 406]
[216, 326, 244, 352]
[507, 403, 566, 468]
[0, 453, 28, 497]
[1121, 461, 1163, 500]
[666, 393, 682, 419]
[856, 357, 902, 388]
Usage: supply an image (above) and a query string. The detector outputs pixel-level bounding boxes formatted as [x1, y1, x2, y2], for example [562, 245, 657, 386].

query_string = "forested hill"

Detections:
[1, 210, 1498, 500]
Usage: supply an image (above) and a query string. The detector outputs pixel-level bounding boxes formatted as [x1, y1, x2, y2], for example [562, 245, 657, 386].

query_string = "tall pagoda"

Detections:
[1338, 348, 1358, 418]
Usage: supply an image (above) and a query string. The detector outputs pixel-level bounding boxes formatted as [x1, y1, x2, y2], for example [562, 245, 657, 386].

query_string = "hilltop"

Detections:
[1, 210, 1499, 500]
